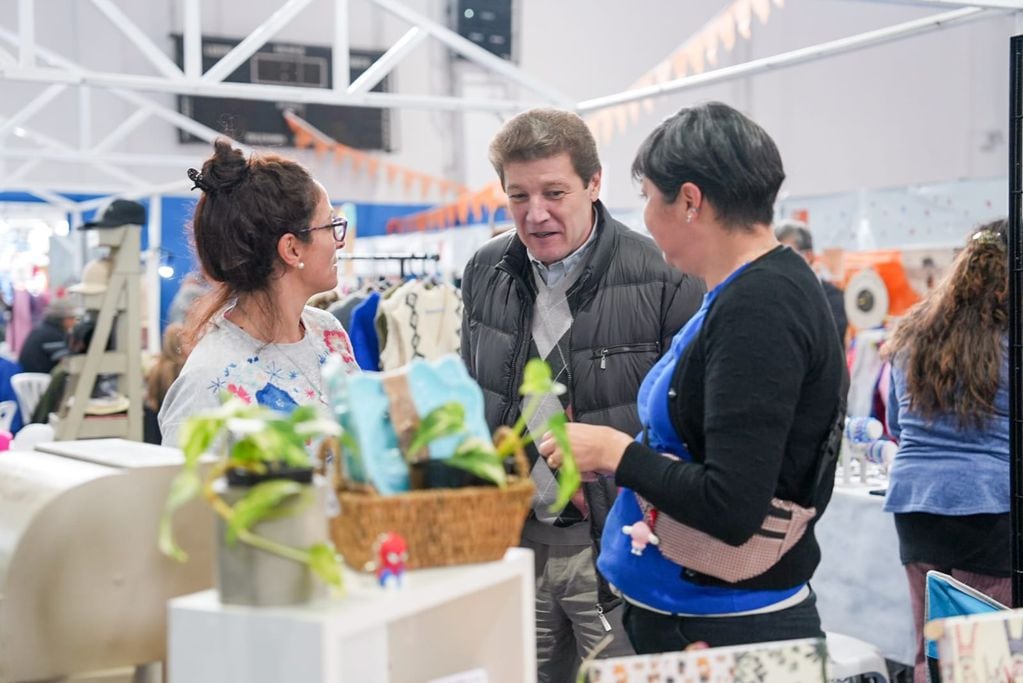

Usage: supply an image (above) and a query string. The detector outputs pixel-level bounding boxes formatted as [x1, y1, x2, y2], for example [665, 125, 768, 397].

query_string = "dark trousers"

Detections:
[622, 591, 824, 653]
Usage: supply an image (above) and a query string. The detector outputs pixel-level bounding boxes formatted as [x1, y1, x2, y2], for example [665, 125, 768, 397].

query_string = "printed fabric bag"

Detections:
[636, 399, 846, 583]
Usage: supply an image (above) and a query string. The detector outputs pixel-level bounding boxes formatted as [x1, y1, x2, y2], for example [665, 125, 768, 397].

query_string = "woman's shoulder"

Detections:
[303, 304, 344, 332]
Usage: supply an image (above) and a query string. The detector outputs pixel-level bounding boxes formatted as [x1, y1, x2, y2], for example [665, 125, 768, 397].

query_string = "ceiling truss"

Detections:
[0, 0, 1017, 207]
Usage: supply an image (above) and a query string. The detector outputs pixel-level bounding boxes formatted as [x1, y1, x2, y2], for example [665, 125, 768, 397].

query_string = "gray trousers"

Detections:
[520, 538, 634, 683]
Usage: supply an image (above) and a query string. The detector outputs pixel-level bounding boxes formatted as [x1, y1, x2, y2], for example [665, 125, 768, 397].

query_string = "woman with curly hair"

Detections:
[883, 218, 1009, 683]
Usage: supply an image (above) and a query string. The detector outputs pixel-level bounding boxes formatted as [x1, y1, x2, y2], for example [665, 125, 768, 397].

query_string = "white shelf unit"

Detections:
[168, 547, 536, 683]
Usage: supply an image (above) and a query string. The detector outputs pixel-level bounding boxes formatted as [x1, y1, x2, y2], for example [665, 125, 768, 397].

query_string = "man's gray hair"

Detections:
[774, 220, 813, 253]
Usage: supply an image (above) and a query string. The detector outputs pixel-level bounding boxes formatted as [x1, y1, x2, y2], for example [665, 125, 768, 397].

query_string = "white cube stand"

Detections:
[168, 547, 535, 683]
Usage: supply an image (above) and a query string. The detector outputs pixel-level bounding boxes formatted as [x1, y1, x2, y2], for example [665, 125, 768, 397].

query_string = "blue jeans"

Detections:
[622, 590, 824, 653]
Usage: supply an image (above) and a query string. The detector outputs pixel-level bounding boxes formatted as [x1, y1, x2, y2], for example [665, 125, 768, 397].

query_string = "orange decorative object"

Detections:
[841, 250, 920, 319]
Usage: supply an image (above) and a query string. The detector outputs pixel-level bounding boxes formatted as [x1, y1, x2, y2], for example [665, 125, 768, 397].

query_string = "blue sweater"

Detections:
[884, 346, 1009, 516]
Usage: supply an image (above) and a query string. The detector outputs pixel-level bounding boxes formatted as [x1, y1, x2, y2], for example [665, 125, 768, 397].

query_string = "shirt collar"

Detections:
[527, 206, 599, 287]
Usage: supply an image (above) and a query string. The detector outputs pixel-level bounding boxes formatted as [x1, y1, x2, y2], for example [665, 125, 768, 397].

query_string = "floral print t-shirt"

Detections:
[158, 305, 359, 450]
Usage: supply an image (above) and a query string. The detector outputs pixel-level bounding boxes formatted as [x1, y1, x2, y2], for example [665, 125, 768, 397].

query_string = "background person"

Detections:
[159, 140, 359, 450]
[540, 102, 847, 651]
[460, 107, 703, 681]
[882, 219, 1010, 683]
[17, 297, 77, 374]
[143, 322, 191, 444]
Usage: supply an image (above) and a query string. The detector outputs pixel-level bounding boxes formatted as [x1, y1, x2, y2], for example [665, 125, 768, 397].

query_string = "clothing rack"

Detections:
[337, 253, 440, 278]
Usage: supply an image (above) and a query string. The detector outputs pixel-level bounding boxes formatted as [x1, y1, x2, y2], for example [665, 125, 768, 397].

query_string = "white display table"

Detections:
[814, 484, 916, 665]
[168, 547, 535, 683]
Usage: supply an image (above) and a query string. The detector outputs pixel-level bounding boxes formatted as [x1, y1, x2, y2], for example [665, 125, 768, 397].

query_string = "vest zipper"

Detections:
[596, 604, 611, 632]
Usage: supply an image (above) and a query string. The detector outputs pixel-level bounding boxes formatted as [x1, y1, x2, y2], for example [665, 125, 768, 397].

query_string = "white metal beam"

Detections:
[3, 119, 148, 188]
[369, 0, 571, 106]
[201, 0, 314, 83]
[89, 0, 185, 80]
[74, 179, 191, 211]
[857, 0, 1023, 8]
[24, 187, 78, 211]
[109, 88, 251, 151]
[0, 83, 66, 138]
[578, 7, 990, 112]
[0, 148, 202, 167]
[4, 158, 40, 184]
[347, 27, 426, 95]
[333, 0, 350, 90]
[78, 86, 91, 149]
[0, 65, 541, 111]
[182, 0, 202, 79]
[90, 106, 152, 153]
[17, 0, 33, 67]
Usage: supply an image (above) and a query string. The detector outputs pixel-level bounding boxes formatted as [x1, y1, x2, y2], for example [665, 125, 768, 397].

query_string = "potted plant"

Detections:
[407, 358, 580, 510]
[159, 399, 344, 606]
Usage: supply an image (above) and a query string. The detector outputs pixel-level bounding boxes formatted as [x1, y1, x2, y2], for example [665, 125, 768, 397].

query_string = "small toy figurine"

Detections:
[371, 532, 408, 589]
[622, 519, 659, 556]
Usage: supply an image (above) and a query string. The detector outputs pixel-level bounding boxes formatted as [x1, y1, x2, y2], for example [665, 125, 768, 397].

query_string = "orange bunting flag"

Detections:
[457, 198, 470, 225]
[334, 146, 349, 164]
[403, 170, 417, 194]
[366, 156, 380, 177]
[350, 151, 365, 173]
[386, 164, 400, 184]
[420, 176, 434, 199]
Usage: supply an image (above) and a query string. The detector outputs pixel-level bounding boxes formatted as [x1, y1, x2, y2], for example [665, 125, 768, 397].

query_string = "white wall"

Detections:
[0, 0, 1018, 209]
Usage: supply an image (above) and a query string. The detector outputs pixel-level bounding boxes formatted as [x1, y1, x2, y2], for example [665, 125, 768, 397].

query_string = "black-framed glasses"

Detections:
[297, 215, 348, 242]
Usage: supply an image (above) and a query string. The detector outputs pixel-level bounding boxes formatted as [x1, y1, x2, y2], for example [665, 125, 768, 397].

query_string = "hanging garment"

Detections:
[377, 281, 462, 371]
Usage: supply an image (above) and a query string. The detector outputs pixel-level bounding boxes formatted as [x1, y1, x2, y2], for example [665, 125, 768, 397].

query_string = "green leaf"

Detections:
[446, 437, 507, 487]
[520, 358, 554, 396]
[226, 480, 305, 544]
[406, 402, 467, 460]
[308, 542, 344, 589]
[158, 469, 202, 562]
[546, 413, 581, 514]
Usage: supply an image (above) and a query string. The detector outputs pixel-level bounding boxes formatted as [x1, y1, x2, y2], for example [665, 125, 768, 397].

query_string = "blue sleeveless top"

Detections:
[597, 265, 804, 615]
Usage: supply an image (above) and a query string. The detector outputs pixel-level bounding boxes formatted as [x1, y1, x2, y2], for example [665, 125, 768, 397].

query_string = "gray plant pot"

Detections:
[213, 474, 329, 607]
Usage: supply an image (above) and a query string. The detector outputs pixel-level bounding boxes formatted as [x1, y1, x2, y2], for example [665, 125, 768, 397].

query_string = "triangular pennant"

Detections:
[751, 0, 771, 23]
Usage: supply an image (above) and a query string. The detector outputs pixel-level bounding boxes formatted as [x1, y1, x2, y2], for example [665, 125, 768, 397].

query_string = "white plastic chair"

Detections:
[11, 372, 51, 423]
[0, 400, 16, 433]
[10, 423, 54, 451]
[827, 631, 890, 682]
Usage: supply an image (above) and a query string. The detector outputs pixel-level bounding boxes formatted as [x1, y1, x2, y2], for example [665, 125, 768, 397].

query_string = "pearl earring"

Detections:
[298, 261, 305, 270]
[685, 209, 696, 223]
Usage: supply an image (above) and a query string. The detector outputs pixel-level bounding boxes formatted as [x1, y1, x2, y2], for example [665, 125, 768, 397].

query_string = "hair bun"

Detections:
[200, 139, 250, 193]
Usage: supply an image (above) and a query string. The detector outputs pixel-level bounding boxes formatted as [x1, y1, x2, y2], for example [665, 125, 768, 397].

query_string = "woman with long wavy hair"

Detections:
[883, 218, 1009, 683]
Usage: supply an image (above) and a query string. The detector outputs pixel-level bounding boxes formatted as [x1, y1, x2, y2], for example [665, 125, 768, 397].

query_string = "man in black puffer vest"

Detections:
[460, 108, 704, 682]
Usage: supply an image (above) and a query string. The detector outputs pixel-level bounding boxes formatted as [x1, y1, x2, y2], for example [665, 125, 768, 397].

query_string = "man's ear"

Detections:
[587, 169, 603, 201]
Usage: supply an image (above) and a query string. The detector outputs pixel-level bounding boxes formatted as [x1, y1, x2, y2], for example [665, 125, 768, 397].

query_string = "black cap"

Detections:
[79, 199, 146, 230]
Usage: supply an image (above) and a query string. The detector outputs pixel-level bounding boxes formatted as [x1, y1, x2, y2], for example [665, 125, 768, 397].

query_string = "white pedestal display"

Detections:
[167, 547, 536, 683]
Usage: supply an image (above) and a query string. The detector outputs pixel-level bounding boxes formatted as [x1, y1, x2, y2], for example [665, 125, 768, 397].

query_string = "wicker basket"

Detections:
[325, 428, 535, 570]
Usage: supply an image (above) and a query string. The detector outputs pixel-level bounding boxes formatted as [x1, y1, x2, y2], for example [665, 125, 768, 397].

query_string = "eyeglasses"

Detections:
[297, 215, 348, 242]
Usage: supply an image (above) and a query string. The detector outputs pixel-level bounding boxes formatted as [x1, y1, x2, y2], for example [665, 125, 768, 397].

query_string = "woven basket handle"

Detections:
[493, 425, 530, 480]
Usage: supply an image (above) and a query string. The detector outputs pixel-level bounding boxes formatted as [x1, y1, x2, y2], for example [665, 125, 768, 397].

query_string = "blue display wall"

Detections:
[0, 191, 431, 332]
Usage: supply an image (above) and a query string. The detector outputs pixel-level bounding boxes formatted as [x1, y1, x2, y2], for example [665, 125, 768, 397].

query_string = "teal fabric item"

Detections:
[334, 354, 491, 495]
[924, 570, 1007, 658]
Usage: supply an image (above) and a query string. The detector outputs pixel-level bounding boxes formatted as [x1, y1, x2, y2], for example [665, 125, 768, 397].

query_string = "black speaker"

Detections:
[454, 0, 514, 61]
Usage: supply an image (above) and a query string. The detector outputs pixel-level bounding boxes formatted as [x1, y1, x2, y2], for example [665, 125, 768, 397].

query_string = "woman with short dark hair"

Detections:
[540, 102, 847, 649]
[159, 140, 358, 449]
[883, 219, 1010, 683]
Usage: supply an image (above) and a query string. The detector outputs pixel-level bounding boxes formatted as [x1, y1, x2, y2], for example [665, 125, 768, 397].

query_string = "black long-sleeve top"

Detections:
[616, 246, 848, 589]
